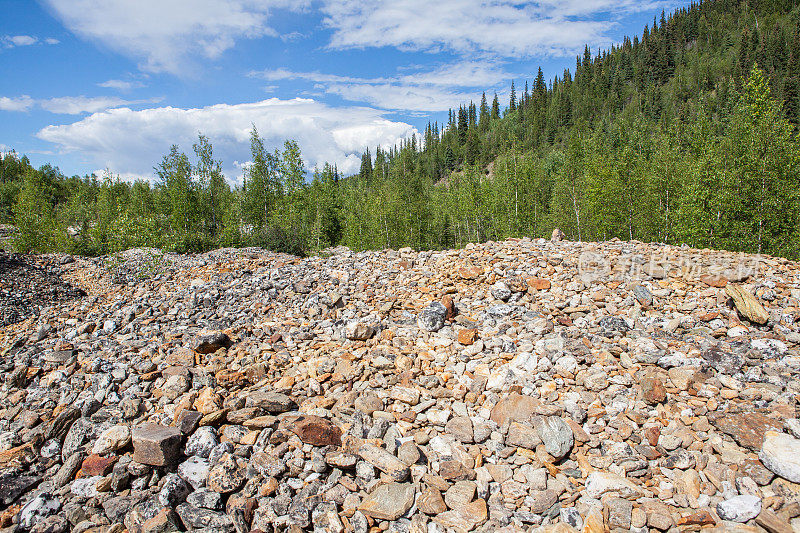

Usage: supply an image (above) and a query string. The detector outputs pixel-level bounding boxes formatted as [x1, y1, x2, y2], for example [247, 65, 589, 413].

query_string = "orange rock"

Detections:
[677, 510, 716, 526]
[458, 329, 478, 345]
[526, 277, 551, 291]
[441, 294, 456, 320]
[287, 415, 342, 447]
[458, 266, 482, 280]
[79, 454, 117, 477]
[700, 274, 728, 288]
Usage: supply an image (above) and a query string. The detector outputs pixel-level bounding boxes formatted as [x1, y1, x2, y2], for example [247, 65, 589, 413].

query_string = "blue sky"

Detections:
[0, 0, 682, 182]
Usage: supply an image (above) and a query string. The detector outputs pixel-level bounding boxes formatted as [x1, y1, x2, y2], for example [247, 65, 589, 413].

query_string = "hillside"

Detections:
[1, 238, 800, 531]
[2, 0, 800, 260]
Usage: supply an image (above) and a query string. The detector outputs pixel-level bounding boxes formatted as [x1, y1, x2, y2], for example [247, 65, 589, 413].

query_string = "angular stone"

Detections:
[141, 508, 182, 533]
[418, 302, 447, 332]
[345, 320, 375, 341]
[725, 284, 769, 324]
[358, 443, 409, 481]
[433, 499, 487, 532]
[444, 480, 476, 509]
[418, 487, 447, 515]
[529, 489, 558, 514]
[191, 332, 232, 354]
[711, 412, 783, 452]
[175, 503, 234, 530]
[358, 482, 415, 521]
[641, 375, 667, 405]
[80, 454, 117, 477]
[445, 416, 474, 443]
[286, 415, 342, 447]
[132, 425, 183, 466]
[245, 391, 295, 413]
[92, 425, 131, 455]
[506, 422, 542, 449]
[585, 472, 641, 499]
[457, 328, 477, 345]
[490, 393, 539, 426]
[606, 497, 633, 529]
[533, 416, 574, 460]
[206, 454, 245, 493]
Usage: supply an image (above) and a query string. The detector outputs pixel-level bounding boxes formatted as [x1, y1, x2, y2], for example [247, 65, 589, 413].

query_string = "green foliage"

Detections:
[2, 0, 800, 259]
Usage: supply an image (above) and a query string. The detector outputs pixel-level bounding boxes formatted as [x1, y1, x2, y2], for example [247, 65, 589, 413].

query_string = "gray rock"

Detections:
[175, 503, 234, 531]
[184, 426, 218, 458]
[159, 473, 190, 507]
[599, 316, 630, 333]
[491, 282, 512, 301]
[178, 456, 211, 489]
[533, 416, 573, 460]
[716, 495, 762, 522]
[19, 493, 60, 530]
[186, 488, 224, 510]
[418, 302, 447, 332]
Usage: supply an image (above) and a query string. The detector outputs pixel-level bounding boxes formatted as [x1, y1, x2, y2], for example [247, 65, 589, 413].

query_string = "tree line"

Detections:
[2, 0, 799, 258]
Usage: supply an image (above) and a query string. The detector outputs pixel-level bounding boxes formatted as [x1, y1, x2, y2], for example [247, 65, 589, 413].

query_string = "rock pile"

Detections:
[1, 238, 800, 533]
[0, 251, 85, 328]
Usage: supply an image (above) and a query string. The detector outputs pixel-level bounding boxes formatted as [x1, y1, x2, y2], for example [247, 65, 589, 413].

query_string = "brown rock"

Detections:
[489, 393, 539, 426]
[709, 411, 782, 451]
[132, 425, 183, 466]
[642, 375, 667, 405]
[287, 415, 342, 447]
[755, 509, 793, 533]
[678, 510, 716, 527]
[441, 295, 456, 320]
[79, 454, 117, 477]
[418, 487, 447, 515]
[457, 328, 477, 346]
[433, 499, 487, 532]
[358, 482, 415, 520]
[140, 508, 182, 533]
[526, 277, 551, 291]
[458, 266, 482, 280]
[701, 275, 728, 288]
[725, 284, 769, 324]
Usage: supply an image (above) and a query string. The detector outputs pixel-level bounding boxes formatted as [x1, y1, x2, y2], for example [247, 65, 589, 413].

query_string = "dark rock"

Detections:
[132, 425, 183, 466]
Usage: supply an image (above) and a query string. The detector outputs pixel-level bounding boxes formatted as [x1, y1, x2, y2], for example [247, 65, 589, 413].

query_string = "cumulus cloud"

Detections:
[36, 98, 417, 182]
[0, 96, 35, 112]
[41, 0, 310, 74]
[254, 61, 512, 112]
[321, 0, 669, 57]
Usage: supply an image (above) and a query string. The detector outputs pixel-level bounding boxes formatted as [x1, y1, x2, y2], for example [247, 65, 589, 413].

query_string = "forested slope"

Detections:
[2, 0, 799, 258]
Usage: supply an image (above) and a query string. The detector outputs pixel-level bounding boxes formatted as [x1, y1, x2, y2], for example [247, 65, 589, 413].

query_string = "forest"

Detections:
[1, 0, 799, 258]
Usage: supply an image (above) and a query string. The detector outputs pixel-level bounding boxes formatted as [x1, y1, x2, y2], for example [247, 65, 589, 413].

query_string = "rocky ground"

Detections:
[1, 237, 800, 533]
[0, 251, 85, 328]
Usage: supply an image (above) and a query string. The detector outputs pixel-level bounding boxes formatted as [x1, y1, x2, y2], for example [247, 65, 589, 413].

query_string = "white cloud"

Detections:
[42, 0, 310, 74]
[254, 61, 512, 112]
[40, 96, 162, 114]
[98, 79, 146, 91]
[0, 95, 160, 114]
[36, 98, 417, 182]
[0, 96, 35, 112]
[1, 35, 60, 48]
[321, 0, 669, 57]
[5, 35, 38, 47]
